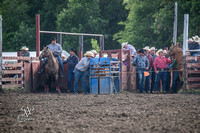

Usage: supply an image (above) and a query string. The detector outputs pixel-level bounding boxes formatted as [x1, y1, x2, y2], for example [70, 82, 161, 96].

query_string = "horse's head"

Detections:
[39, 46, 52, 60]
[168, 44, 183, 57]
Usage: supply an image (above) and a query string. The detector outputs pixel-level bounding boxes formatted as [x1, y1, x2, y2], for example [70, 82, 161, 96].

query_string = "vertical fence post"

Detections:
[57, 34, 62, 46]
[79, 35, 83, 59]
[100, 36, 104, 51]
[0, 15, 2, 90]
[173, 2, 178, 45]
[183, 14, 189, 89]
[36, 14, 40, 57]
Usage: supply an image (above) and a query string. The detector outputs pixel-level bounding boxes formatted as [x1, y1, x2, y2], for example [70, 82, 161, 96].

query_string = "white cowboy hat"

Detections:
[121, 42, 128, 48]
[84, 51, 94, 57]
[150, 47, 157, 51]
[61, 54, 67, 59]
[163, 50, 167, 54]
[192, 35, 199, 42]
[20, 46, 29, 51]
[188, 38, 193, 42]
[91, 50, 98, 55]
[156, 49, 164, 56]
[143, 46, 150, 51]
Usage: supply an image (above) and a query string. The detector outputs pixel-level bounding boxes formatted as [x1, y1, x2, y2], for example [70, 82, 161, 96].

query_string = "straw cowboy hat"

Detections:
[192, 35, 199, 42]
[163, 50, 167, 54]
[121, 42, 128, 48]
[188, 38, 193, 42]
[61, 54, 67, 59]
[20, 46, 29, 51]
[156, 49, 164, 56]
[150, 47, 157, 51]
[84, 51, 94, 57]
[143, 46, 150, 51]
[91, 50, 98, 55]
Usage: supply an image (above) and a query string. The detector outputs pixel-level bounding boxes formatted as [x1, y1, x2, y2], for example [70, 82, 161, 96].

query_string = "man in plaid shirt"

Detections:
[63, 49, 79, 93]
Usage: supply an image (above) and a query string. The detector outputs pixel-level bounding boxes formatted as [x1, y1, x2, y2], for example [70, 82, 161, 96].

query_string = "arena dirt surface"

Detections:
[0, 91, 200, 133]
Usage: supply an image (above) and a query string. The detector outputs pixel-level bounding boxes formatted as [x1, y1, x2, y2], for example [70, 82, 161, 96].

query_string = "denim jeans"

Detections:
[171, 71, 179, 93]
[166, 70, 171, 92]
[74, 69, 88, 94]
[67, 68, 75, 92]
[151, 68, 156, 92]
[137, 69, 146, 93]
[145, 70, 151, 92]
[155, 70, 167, 92]
[54, 55, 64, 74]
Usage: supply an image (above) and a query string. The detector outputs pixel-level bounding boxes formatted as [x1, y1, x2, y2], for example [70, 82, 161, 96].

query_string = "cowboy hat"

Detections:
[156, 49, 164, 56]
[70, 48, 77, 54]
[138, 49, 145, 53]
[188, 38, 193, 42]
[192, 35, 199, 42]
[150, 47, 157, 51]
[121, 42, 128, 48]
[84, 51, 94, 57]
[163, 50, 167, 54]
[61, 54, 67, 59]
[143, 46, 150, 51]
[91, 50, 98, 55]
[20, 46, 29, 51]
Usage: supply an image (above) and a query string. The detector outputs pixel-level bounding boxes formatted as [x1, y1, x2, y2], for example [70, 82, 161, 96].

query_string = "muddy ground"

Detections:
[0, 91, 200, 133]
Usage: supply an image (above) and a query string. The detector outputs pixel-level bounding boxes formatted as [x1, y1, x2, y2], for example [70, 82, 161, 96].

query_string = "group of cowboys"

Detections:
[20, 35, 200, 94]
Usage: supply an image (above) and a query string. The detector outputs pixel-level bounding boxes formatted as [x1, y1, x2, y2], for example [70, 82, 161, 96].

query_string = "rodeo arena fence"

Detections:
[0, 13, 200, 92]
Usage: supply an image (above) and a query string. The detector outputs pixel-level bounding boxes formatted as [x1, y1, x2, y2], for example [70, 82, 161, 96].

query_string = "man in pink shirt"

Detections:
[153, 49, 171, 93]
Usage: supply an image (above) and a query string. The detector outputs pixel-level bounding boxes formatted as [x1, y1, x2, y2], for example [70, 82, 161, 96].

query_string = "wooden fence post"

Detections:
[183, 14, 189, 89]
[0, 15, 2, 91]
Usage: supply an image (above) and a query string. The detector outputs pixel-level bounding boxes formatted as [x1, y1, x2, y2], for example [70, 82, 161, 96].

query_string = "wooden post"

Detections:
[36, 14, 40, 57]
[79, 35, 83, 59]
[183, 14, 189, 89]
[57, 34, 62, 46]
[100, 36, 104, 51]
[0, 15, 2, 90]
[173, 2, 178, 45]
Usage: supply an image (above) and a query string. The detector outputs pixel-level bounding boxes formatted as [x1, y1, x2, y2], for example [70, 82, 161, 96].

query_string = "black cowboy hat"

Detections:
[138, 48, 145, 53]
[51, 37, 56, 41]
[70, 48, 77, 54]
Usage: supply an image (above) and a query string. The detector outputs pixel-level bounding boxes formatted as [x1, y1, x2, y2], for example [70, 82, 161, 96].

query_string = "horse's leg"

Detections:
[44, 79, 49, 93]
[55, 74, 61, 93]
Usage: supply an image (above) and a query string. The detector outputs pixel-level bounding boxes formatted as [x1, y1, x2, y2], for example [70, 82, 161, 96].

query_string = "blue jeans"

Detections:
[155, 70, 167, 92]
[171, 71, 179, 93]
[145, 70, 151, 92]
[54, 55, 64, 74]
[151, 68, 156, 92]
[137, 69, 146, 93]
[166, 70, 171, 92]
[67, 68, 75, 92]
[74, 69, 88, 94]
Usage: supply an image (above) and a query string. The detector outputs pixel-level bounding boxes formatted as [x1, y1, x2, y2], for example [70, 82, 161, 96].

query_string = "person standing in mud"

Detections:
[63, 48, 79, 93]
[144, 46, 153, 93]
[74, 51, 94, 94]
[132, 49, 149, 93]
[153, 49, 171, 93]
[150, 47, 157, 93]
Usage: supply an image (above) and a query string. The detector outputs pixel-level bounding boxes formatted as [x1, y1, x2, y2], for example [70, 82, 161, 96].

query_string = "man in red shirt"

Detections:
[153, 49, 171, 93]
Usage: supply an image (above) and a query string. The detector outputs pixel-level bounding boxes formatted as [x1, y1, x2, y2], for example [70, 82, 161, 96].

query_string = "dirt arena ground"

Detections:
[0, 91, 200, 133]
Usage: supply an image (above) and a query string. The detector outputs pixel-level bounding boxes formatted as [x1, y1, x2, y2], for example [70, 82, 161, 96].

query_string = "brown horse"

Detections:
[168, 45, 183, 80]
[39, 46, 61, 93]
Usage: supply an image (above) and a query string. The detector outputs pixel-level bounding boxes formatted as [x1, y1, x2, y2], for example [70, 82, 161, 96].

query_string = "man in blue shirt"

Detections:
[63, 48, 79, 93]
[132, 49, 149, 93]
[39, 37, 64, 78]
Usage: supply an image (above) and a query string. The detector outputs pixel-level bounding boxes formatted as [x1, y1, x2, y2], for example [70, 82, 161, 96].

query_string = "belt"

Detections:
[157, 68, 166, 71]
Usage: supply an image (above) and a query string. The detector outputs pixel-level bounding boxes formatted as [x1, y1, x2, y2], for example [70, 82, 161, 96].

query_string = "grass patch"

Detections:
[178, 89, 200, 95]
